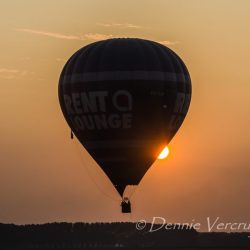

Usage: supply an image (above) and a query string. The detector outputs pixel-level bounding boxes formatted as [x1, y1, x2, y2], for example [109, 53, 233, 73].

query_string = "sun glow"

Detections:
[158, 146, 170, 159]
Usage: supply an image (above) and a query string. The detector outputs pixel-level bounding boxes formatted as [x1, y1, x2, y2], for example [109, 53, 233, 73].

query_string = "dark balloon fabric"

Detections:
[58, 38, 192, 196]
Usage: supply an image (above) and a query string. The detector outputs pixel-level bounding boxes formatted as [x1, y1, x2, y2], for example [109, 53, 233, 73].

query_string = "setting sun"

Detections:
[158, 146, 170, 159]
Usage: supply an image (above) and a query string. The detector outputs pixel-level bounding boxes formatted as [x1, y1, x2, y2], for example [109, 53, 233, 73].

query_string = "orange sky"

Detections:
[0, 0, 249, 231]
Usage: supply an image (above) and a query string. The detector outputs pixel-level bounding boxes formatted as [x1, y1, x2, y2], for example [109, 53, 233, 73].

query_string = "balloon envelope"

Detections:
[58, 38, 191, 196]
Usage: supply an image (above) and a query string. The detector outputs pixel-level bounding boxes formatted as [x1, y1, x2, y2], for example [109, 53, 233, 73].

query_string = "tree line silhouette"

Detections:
[0, 222, 249, 249]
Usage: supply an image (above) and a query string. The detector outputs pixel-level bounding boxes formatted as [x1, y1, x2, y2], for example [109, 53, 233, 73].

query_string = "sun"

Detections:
[158, 146, 170, 159]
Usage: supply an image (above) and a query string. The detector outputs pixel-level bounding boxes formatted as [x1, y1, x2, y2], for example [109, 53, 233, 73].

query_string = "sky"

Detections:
[0, 0, 249, 232]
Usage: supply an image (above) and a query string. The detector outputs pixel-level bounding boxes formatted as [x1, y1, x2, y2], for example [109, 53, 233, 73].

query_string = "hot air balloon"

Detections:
[58, 38, 191, 212]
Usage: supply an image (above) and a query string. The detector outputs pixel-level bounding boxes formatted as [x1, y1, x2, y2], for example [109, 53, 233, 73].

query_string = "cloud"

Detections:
[84, 33, 114, 41]
[97, 23, 143, 29]
[158, 40, 179, 46]
[56, 58, 67, 63]
[0, 68, 28, 79]
[16, 28, 115, 42]
[16, 28, 86, 41]
[0, 68, 20, 74]
[15, 28, 178, 48]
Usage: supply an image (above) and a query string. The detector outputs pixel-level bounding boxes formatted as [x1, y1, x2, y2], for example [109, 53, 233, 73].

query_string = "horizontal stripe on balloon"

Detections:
[83, 140, 165, 149]
[62, 71, 188, 84]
